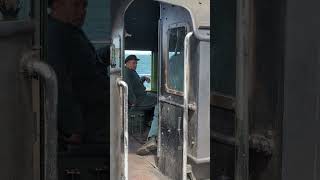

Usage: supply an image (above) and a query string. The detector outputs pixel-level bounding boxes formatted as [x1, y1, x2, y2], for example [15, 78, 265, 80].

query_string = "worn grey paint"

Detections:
[110, 0, 133, 179]
[110, 69, 123, 179]
[187, 38, 211, 179]
[155, 0, 210, 41]
[0, 21, 35, 180]
[196, 41, 210, 160]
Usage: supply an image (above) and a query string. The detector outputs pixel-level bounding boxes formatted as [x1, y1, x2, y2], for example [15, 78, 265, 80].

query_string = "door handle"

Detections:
[117, 79, 128, 180]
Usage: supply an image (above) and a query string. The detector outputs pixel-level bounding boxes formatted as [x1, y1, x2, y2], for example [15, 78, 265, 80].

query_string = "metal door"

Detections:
[157, 4, 193, 180]
[157, 2, 211, 179]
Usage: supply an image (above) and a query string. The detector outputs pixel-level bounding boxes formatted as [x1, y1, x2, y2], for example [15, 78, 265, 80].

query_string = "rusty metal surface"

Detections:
[158, 103, 184, 180]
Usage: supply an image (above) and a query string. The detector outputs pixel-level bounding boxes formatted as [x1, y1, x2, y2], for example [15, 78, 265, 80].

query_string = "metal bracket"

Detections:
[186, 164, 197, 180]
[177, 116, 182, 136]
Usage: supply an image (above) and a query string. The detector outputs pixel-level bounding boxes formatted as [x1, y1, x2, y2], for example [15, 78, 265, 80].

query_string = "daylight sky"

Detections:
[125, 50, 152, 55]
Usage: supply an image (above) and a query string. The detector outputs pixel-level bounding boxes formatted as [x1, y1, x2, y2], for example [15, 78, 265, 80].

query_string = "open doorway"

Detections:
[114, 0, 210, 179]
[123, 0, 166, 179]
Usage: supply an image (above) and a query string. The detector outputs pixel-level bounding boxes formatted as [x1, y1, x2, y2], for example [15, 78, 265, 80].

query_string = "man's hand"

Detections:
[142, 76, 151, 83]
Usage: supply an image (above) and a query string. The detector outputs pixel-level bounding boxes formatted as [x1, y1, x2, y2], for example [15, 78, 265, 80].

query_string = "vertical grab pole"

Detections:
[117, 79, 129, 180]
[157, 18, 163, 158]
[235, 0, 252, 179]
[21, 52, 58, 180]
[183, 32, 193, 180]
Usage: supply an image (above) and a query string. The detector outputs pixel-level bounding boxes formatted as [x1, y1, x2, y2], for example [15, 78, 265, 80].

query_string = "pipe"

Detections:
[117, 79, 129, 180]
[21, 52, 58, 180]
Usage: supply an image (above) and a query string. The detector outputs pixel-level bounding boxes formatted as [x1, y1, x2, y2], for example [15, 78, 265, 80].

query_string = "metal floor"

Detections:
[128, 136, 170, 180]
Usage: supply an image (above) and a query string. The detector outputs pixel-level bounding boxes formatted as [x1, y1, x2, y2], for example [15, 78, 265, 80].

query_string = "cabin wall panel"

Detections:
[282, 0, 320, 179]
[0, 24, 34, 180]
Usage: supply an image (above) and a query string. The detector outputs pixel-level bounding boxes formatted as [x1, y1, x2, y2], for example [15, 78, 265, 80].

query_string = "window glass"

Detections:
[167, 26, 186, 93]
[82, 0, 110, 43]
[0, 0, 30, 20]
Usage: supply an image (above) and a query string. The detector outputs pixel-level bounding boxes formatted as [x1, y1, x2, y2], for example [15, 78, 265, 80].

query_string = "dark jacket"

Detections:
[123, 67, 147, 105]
[47, 16, 108, 134]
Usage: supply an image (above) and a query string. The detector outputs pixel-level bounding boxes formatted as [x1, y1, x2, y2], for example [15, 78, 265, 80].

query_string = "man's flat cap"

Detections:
[125, 55, 140, 63]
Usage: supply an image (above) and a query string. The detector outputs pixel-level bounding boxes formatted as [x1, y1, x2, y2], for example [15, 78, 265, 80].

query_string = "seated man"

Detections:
[123, 55, 158, 155]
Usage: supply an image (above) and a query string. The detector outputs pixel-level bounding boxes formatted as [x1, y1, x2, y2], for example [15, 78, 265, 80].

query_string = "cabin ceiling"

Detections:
[124, 0, 159, 51]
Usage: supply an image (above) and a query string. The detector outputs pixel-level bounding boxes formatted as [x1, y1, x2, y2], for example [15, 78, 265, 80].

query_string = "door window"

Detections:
[166, 26, 186, 94]
[0, 0, 30, 20]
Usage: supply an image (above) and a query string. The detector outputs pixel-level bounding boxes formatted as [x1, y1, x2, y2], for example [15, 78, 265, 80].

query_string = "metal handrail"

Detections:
[21, 51, 58, 180]
[182, 31, 210, 178]
[187, 154, 210, 164]
[182, 32, 193, 180]
[193, 28, 210, 42]
[117, 79, 129, 180]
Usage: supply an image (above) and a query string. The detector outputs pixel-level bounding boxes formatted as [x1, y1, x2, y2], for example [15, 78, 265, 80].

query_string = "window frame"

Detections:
[164, 22, 189, 96]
